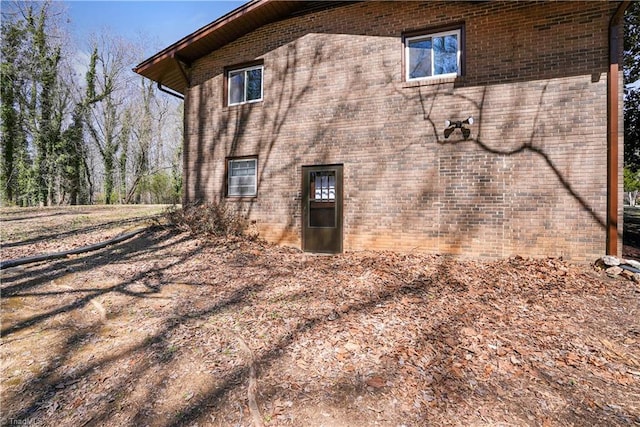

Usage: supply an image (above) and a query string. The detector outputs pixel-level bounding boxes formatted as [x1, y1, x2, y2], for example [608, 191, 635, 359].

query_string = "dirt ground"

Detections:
[1, 206, 639, 426]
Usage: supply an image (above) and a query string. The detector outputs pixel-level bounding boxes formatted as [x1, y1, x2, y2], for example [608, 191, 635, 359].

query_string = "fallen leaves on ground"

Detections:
[0, 205, 168, 261]
[1, 226, 639, 426]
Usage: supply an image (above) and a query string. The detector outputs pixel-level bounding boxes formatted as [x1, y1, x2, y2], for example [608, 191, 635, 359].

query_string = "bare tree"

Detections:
[84, 32, 137, 204]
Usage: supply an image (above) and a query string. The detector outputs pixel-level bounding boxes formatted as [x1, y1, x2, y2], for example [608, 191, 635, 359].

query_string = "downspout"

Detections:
[607, 1, 630, 256]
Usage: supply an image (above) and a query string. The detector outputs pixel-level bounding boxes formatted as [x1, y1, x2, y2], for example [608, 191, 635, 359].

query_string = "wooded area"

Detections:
[621, 3, 640, 202]
[0, 1, 182, 207]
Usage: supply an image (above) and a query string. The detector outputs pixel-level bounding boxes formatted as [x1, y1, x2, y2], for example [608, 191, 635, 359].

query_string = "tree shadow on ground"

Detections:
[1, 215, 162, 250]
[2, 230, 636, 426]
[1, 232, 465, 426]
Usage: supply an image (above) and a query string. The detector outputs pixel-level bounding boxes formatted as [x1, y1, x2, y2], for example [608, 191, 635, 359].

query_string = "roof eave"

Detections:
[134, 0, 266, 74]
[133, 0, 310, 95]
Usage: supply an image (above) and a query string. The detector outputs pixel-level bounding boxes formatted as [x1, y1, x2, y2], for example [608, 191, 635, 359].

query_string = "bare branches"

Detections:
[1, 3, 182, 206]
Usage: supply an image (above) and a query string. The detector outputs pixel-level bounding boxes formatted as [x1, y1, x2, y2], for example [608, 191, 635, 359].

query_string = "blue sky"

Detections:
[66, 1, 244, 55]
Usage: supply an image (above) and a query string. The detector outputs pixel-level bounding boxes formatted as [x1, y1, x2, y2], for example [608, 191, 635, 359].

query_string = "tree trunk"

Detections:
[104, 146, 115, 205]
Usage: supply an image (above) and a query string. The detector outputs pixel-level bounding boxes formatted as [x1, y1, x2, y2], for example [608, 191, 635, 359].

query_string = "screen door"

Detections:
[302, 165, 343, 253]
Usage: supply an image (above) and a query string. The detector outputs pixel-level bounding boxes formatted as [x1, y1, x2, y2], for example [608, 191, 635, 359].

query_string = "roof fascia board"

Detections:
[134, 0, 268, 74]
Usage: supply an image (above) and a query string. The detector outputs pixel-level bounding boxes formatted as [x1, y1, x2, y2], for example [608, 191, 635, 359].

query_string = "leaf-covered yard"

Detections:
[1, 206, 639, 426]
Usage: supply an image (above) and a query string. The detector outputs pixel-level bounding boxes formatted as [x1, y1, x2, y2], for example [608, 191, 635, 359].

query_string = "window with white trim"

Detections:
[227, 65, 263, 106]
[405, 29, 461, 81]
[227, 157, 257, 197]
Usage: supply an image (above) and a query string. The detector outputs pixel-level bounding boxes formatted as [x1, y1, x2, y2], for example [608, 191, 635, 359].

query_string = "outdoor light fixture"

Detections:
[444, 117, 474, 140]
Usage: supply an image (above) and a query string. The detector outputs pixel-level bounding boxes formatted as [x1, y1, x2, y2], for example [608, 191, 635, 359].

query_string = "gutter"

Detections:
[157, 82, 184, 100]
[607, 0, 631, 256]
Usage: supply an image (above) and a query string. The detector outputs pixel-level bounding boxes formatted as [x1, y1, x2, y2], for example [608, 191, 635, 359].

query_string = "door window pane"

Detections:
[309, 171, 336, 228]
[311, 171, 335, 202]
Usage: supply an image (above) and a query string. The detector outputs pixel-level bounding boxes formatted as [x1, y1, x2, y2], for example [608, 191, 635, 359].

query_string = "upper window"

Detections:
[227, 157, 257, 197]
[227, 64, 263, 106]
[405, 29, 461, 81]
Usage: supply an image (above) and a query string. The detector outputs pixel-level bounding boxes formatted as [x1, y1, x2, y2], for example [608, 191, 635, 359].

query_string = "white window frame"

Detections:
[405, 29, 461, 82]
[227, 64, 263, 106]
[227, 157, 257, 197]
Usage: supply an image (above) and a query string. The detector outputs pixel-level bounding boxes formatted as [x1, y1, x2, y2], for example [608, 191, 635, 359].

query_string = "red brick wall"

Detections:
[183, 1, 621, 261]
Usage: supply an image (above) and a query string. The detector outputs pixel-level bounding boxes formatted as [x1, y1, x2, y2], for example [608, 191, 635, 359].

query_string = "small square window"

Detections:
[227, 65, 263, 106]
[405, 29, 462, 81]
[227, 157, 257, 197]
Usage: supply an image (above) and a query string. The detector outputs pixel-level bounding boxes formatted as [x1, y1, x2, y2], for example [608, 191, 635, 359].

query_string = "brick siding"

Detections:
[183, 1, 622, 261]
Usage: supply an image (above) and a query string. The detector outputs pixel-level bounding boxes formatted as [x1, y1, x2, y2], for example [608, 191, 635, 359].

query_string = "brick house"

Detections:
[135, 0, 629, 261]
